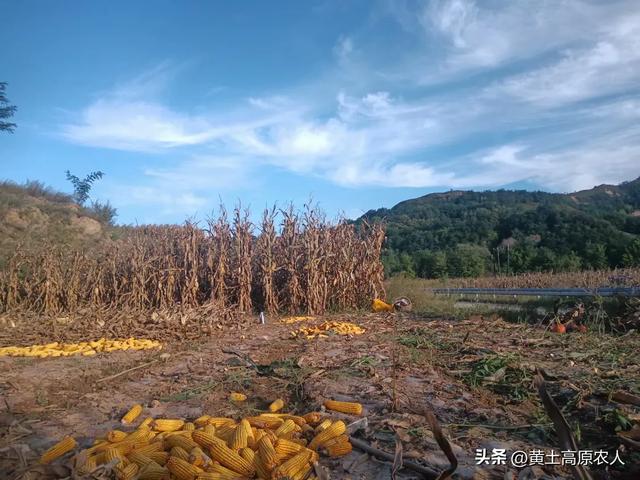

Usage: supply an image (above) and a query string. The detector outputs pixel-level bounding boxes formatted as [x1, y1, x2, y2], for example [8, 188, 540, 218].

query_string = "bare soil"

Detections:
[1, 313, 639, 479]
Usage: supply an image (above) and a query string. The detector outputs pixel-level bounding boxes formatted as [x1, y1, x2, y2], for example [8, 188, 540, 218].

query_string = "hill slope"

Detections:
[358, 178, 640, 277]
[0, 180, 115, 267]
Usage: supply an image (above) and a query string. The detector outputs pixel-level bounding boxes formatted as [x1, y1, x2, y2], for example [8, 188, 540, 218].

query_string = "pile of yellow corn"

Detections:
[39, 397, 363, 480]
[0, 338, 162, 358]
[280, 316, 315, 324]
[291, 321, 365, 340]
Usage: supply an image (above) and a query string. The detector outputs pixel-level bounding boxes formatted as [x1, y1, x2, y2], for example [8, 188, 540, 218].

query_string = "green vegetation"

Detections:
[464, 354, 532, 402]
[358, 178, 640, 277]
[0, 82, 17, 133]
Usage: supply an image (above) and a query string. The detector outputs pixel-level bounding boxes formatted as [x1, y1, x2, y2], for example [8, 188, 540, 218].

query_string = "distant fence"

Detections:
[429, 287, 640, 298]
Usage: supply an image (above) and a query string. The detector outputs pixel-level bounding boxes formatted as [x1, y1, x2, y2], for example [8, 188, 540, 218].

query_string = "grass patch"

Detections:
[397, 327, 456, 351]
[463, 354, 532, 402]
[160, 381, 218, 402]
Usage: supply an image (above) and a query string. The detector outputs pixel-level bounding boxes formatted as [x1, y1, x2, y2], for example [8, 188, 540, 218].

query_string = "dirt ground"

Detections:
[1, 312, 639, 479]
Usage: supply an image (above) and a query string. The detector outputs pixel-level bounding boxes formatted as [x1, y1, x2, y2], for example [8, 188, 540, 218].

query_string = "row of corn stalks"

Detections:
[421, 267, 640, 289]
[0, 205, 385, 316]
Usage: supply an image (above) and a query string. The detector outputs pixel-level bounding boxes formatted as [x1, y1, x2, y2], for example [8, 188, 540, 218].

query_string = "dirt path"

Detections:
[1, 313, 639, 479]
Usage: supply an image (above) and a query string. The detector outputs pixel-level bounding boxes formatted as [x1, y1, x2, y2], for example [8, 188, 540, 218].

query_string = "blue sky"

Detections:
[2, 0, 639, 224]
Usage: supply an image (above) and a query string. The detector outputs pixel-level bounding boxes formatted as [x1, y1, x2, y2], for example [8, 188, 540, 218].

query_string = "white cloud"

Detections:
[60, 0, 640, 202]
[422, 0, 628, 71]
[334, 36, 354, 63]
[495, 13, 640, 106]
[62, 100, 219, 151]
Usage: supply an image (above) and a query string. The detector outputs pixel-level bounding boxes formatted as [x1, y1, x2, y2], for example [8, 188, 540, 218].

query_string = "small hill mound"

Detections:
[0, 180, 114, 266]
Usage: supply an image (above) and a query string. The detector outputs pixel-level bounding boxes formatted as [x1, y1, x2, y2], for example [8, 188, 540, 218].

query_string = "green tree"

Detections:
[416, 250, 447, 278]
[622, 239, 640, 267]
[0, 82, 17, 133]
[533, 247, 557, 272]
[65, 170, 104, 205]
[447, 244, 490, 277]
[584, 242, 608, 269]
[556, 251, 582, 271]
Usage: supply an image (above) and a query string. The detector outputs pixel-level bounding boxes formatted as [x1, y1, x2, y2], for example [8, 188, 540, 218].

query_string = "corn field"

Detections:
[421, 268, 640, 289]
[0, 205, 385, 316]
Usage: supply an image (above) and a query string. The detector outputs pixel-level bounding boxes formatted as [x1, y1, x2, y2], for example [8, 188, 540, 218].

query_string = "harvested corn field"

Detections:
[1, 311, 639, 479]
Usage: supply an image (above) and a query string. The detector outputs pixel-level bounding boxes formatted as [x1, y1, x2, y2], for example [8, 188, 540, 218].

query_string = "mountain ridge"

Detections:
[357, 177, 640, 277]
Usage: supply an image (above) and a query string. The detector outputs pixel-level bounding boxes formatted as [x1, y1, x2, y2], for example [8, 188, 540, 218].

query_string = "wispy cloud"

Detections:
[60, 0, 640, 205]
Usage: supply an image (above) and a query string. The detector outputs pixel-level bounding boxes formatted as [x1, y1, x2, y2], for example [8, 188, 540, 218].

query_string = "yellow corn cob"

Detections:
[207, 461, 250, 479]
[207, 417, 236, 427]
[208, 442, 255, 477]
[274, 438, 304, 457]
[314, 419, 332, 433]
[147, 451, 170, 466]
[189, 447, 211, 468]
[203, 424, 216, 436]
[279, 415, 307, 427]
[132, 442, 165, 455]
[165, 430, 192, 438]
[104, 447, 128, 466]
[153, 419, 185, 432]
[113, 441, 137, 457]
[307, 448, 319, 464]
[268, 399, 284, 412]
[76, 454, 98, 474]
[215, 424, 236, 443]
[140, 417, 154, 428]
[166, 456, 203, 480]
[291, 464, 312, 480]
[257, 437, 279, 471]
[322, 434, 349, 448]
[124, 427, 152, 443]
[239, 447, 254, 464]
[127, 451, 154, 467]
[194, 415, 211, 426]
[116, 462, 139, 480]
[184, 422, 196, 431]
[193, 430, 225, 450]
[271, 449, 312, 480]
[40, 436, 77, 464]
[326, 440, 352, 457]
[107, 430, 129, 442]
[263, 429, 279, 444]
[229, 423, 248, 450]
[247, 416, 284, 429]
[323, 400, 363, 416]
[252, 451, 270, 479]
[196, 473, 239, 480]
[137, 461, 170, 480]
[302, 413, 323, 425]
[121, 404, 143, 424]
[229, 392, 247, 402]
[253, 428, 265, 445]
[274, 419, 296, 438]
[166, 434, 199, 451]
[309, 421, 346, 450]
[240, 419, 254, 444]
[171, 446, 191, 461]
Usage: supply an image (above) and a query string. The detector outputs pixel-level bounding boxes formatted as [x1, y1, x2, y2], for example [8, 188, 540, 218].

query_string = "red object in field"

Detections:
[577, 324, 588, 333]
[551, 322, 566, 334]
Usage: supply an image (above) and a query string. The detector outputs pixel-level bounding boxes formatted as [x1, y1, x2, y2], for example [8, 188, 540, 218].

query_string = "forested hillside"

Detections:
[358, 178, 640, 278]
